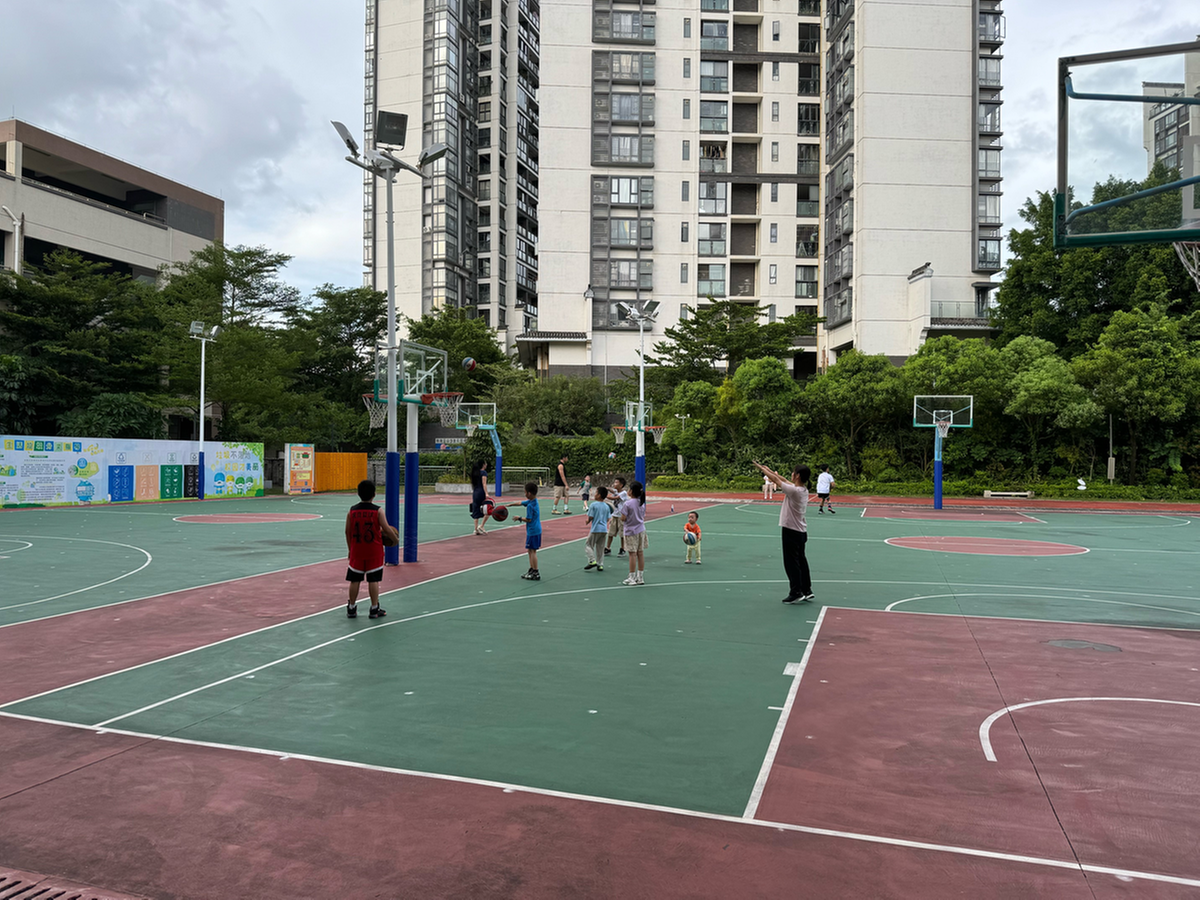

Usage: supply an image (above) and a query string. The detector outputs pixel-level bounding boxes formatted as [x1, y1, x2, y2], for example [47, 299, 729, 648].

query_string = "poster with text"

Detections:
[285, 443, 314, 494]
[0, 436, 264, 507]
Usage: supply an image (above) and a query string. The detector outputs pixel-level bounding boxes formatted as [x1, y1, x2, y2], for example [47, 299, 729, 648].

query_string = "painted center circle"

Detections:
[885, 536, 1088, 556]
[175, 513, 323, 524]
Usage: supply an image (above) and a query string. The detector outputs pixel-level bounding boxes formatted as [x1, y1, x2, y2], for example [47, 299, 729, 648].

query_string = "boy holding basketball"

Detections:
[604, 476, 628, 556]
[345, 480, 398, 619]
[683, 511, 702, 564]
[513, 481, 542, 580]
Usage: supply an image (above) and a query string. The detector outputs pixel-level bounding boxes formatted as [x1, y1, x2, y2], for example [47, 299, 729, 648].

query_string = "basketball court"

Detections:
[2, 492, 1198, 898]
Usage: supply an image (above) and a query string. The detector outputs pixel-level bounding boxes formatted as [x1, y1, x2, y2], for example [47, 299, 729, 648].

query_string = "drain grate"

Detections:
[0, 869, 154, 900]
[1045, 639, 1121, 652]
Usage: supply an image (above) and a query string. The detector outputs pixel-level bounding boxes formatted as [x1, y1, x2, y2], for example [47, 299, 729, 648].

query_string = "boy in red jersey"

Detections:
[345, 480, 397, 619]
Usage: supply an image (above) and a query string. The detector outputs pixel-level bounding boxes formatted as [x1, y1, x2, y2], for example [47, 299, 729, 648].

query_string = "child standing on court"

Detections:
[581, 473, 592, 507]
[605, 476, 628, 557]
[345, 479, 397, 619]
[816, 464, 836, 514]
[620, 480, 648, 585]
[683, 511, 702, 564]
[584, 486, 610, 571]
[513, 481, 543, 580]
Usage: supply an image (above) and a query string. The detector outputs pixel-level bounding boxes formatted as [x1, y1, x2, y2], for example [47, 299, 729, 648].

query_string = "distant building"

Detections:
[1, 119, 223, 280]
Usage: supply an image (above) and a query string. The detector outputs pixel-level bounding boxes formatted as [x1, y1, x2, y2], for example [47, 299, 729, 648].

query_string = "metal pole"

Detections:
[933, 429, 943, 510]
[635, 316, 647, 488]
[384, 166, 400, 565]
[198, 336, 206, 501]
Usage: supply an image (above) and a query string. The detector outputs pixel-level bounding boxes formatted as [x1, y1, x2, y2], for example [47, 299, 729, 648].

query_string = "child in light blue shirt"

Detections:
[584, 486, 611, 571]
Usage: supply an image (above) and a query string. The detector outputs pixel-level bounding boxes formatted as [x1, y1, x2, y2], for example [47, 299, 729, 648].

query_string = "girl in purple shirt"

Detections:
[620, 480, 648, 585]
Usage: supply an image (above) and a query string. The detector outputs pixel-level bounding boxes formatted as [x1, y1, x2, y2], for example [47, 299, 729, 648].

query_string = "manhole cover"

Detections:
[1045, 639, 1121, 652]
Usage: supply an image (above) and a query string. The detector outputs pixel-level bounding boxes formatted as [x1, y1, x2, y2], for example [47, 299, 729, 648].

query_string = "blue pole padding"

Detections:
[489, 428, 503, 497]
[933, 430, 943, 510]
[198, 450, 205, 501]
[385, 451, 401, 565]
[635, 454, 647, 490]
[402, 450, 419, 563]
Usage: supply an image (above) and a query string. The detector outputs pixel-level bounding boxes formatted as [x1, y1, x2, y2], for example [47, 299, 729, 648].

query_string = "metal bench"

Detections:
[983, 490, 1033, 499]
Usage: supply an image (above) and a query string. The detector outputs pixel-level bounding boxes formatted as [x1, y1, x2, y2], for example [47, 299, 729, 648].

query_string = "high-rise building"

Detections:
[368, 0, 539, 343]
[820, 0, 1003, 365]
[1142, 48, 1199, 179]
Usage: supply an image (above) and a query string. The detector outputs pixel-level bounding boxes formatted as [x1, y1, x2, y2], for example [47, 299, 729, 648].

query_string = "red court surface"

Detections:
[755, 608, 1200, 895]
[862, 506, 1042, 523]
[885, 535, 1090, 556]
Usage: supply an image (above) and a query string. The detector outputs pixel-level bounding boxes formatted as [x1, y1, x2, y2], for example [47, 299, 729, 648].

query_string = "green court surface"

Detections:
[0, 494, 489, 626]
[3, 500, 1198, 817]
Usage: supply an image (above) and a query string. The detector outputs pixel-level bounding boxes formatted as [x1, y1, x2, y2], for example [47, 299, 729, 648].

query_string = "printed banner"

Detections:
[0, 436, 264, 507]
[285, 443, 314, 494]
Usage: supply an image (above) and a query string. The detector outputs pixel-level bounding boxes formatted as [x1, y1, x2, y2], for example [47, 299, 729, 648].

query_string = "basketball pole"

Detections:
[383, 165, 402, 565]
[933, 428, 944, 510]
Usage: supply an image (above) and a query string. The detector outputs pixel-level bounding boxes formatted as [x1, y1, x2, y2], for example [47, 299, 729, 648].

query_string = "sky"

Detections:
[2, 0, 1198, 296]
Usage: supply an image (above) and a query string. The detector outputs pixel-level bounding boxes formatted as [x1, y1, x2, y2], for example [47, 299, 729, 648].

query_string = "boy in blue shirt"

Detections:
[513, 481, 543, 580]
[584, 486, 611, 571]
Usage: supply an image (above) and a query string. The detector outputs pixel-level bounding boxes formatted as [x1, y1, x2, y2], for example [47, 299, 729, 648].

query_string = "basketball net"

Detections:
[934, 412, 952, 440]
[612, 426, 627, 445]
[1175, 242, 1200, 293]
[422, 392, 464, 428]
[362, 394, 387, 429]
[647, 425, 667, 445]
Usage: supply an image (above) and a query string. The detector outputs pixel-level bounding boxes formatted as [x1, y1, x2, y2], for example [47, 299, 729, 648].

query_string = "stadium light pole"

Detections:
[189, 322, 219, 500]
[619, 301, 659, 487]
[1, 206, 21, 276]
[332, 119, 447, 563]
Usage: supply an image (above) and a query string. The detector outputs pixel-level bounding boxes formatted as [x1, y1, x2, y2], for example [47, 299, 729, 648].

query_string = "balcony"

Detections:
[931, 299, 991, 320]
[824, 288, 852, 328]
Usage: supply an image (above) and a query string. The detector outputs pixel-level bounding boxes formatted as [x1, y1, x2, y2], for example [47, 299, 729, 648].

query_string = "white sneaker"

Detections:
[635, 572, 644, 585]
[622, 575, 638, 586]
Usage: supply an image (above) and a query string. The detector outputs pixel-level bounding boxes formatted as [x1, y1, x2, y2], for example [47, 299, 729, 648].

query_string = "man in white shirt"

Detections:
[753, 461, 814, 604]
[816, 464, 835, 514]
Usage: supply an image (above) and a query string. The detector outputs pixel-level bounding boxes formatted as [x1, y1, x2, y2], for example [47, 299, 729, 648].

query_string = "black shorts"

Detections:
[346, 566, 384, 583]
[817, 493, 830, 500]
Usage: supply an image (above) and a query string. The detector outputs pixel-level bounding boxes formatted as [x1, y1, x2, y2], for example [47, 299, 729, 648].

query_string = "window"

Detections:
[609, 259, 654, 289]
[796, 225, 818, 257]
[978, 239, 1001, 269]
[683, 57, 691, 78]
[698, 221, 726, 255]
[771, 101, 780, 122]
[683, 98, 691, 119]
[797, 103, 820, 135]
[700, 21, 728, 51]
[771, 142, 779, 162]
[979, 102, 1001, 133]
[797, 22, 820, 53]
[798, 62, 819, 95]
[603, 11, 656, 42]
[607, 51, 656, 83]
[978, 56, 1001, 86]
[609, 176, 654, 206]
[600, 134, 654, 165]
[700, 100, 728, 132]
[682, 139, 691, 160]
[682, 180, 690, 202]
[770, 223, 778, 243]
[700, 60, 728, 92]
[772, 61, 780, 82]
[770, 183, 779, 203]
[681, 221, 689, 241]
[772, 21, 781, 41]
[680, 263, 689, 284]
[797, 143, 819, 175]
[769, 264, 778, 284]
[684, 17, 691, 38]
[610, 93, 645, 123]
[699, 181, 727, 214]
[680, 304, 690, 321]
[795, 265, 818, 298]
[478, 100, 492, 123]
[697, 263, 726, 297]
[610, 218, 654, 247]
[797, 183, 818, 217]
[978, 148, 1001, 178]
[978, 194, 1001, 225]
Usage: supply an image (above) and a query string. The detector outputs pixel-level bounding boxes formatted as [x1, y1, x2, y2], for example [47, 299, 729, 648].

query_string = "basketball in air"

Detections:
[684, 532, 697, 545]
[462, 356, 477, 372]
[608, 451, 617, 459]
[491, 504, 509, 522]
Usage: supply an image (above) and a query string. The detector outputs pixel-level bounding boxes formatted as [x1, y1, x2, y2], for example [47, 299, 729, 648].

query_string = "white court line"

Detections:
[742, 606, 827, 820]
[1, 709, 1197, 889]
[884, 536, 1090, 557]
[847, 605, 1200, 635]
[885, 593, 1200, 620]
[0, 536, 153, 612]
[980, 697, 1200, 762]
[0, 540, 34, 553]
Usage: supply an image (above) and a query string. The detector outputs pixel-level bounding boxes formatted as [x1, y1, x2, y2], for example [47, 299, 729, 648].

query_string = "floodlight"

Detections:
[189, 321, 205, 335]
[209, 325, 220, 338]
[375, 111, 408, 149]
[331, 120, 360, 157]
[417, 142, 449, 168]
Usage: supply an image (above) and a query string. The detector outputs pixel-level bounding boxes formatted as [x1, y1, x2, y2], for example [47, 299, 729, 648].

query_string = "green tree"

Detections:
[714, 356, 803, 447]
[405, 307, 513, 402]
[489, 371, 607, 435]
[57, 392, 164, 439]
[0, 354, 34, 433]
[800, 351, 903, 475]
[649, 298, 820, 385]
[994, 167, 1200, 356]
[1073, 304, 1200, 479]
[161, 243, 301, 326]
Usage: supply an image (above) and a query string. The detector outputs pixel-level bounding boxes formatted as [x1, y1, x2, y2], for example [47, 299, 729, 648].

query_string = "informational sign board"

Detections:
[0, 436, 264, 507]
[285, 443, 315, 494]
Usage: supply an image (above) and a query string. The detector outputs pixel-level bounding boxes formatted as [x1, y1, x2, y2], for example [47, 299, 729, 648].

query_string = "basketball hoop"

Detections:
[465, 424, 477, 438]
[1175, 242, 1200, 292]
[612, 425, 627, 445]
[362, 394, 387, 430]
[934, 413, 952, 440]
[422, 391, 464, 427]
[647, 425, 667, 445]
